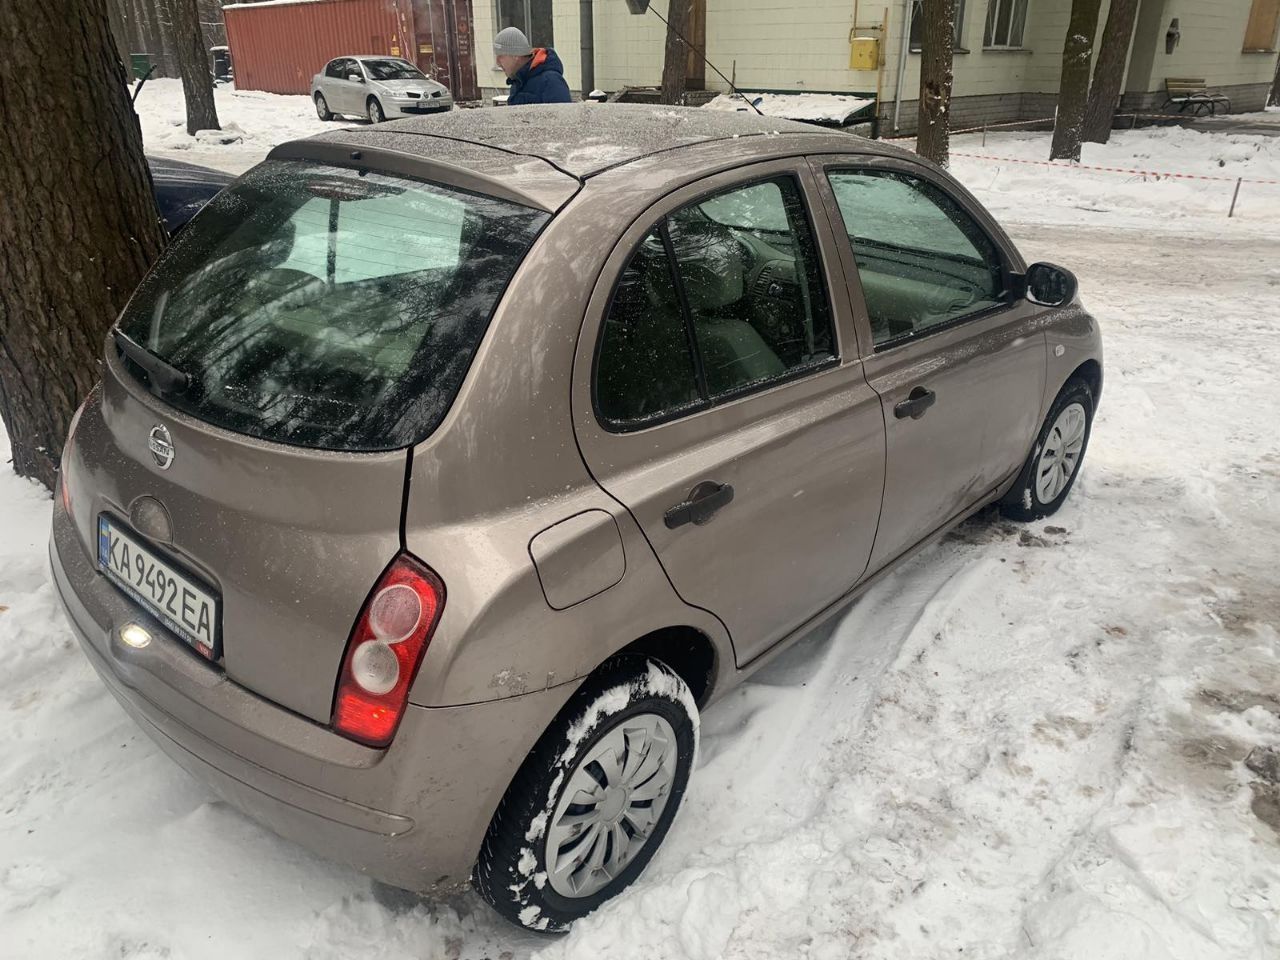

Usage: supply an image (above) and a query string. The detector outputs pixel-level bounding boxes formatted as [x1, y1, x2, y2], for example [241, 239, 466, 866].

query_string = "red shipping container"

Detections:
[223, 0, 477, 100]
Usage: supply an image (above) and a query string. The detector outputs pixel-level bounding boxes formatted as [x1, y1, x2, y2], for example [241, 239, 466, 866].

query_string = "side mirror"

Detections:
[1024, 262, 1077, 307]
[347, 73, 364, 83]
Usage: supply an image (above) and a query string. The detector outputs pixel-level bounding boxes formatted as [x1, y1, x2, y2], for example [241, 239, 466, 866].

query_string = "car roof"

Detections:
[271, 103, 908, 212]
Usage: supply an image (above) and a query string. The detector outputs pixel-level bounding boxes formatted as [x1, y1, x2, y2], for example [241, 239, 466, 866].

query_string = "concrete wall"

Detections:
[1125, 0, 1279, 93]
[470, 0, 1278, 114]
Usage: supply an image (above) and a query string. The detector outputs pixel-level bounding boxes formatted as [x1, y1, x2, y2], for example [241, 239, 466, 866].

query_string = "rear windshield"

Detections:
[116, 161, 548, 450]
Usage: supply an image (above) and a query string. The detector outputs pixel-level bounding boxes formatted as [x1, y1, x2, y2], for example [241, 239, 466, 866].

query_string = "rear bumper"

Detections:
[49, 507, 578, 891]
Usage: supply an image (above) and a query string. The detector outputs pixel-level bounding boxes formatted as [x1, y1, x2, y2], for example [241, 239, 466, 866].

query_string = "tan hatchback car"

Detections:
[51, 105, 1101, 931]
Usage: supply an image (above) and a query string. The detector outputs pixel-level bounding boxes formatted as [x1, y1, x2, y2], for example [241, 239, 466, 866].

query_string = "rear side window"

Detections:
[116, 161, 548, 450]
[596, 176, 835, 428]
[595, 230, 702, 424]
[827, 169, 1008, 346]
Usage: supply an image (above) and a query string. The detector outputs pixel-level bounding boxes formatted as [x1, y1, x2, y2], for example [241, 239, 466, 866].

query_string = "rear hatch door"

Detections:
[72, 158, 549, 722]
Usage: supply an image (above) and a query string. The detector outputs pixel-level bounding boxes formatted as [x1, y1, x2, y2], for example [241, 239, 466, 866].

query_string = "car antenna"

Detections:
[628, 1, 765, 117]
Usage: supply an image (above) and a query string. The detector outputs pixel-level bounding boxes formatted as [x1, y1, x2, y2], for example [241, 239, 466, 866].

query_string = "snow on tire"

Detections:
[472, 657, 699, 932]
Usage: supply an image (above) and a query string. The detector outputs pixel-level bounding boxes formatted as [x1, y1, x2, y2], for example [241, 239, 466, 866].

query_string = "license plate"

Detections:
[98, 515, 219, 659]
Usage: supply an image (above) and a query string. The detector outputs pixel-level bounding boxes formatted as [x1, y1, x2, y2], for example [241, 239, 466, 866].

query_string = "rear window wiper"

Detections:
[113, 329, 190, 395]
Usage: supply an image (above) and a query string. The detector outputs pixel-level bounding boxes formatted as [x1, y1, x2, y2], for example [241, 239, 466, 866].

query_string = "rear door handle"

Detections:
[664, 481, 735, 529]
[894, 386, 936, 420]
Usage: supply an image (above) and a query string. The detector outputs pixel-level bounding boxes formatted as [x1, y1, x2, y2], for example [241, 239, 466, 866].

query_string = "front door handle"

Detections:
[894, 386, 937, 420]
[664, 481, 735, 529]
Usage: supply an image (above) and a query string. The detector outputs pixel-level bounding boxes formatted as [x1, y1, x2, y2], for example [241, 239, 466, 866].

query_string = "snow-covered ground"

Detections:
[3, 91, 1279, 959]
[134, 78, 339, 173]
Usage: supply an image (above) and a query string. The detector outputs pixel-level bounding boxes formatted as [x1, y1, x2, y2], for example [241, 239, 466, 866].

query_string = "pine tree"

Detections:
[0, 0, 166, 487]
[660, 0, 691, 105]
[165, 0, 221, 135]
[916, 0, 957, 167]
[1081, 0, 1139, 144]
[1050, 0, 1103, 161]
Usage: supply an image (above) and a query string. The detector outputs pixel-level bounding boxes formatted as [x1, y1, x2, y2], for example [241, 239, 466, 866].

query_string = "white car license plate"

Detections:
[98, 515, 219, 659]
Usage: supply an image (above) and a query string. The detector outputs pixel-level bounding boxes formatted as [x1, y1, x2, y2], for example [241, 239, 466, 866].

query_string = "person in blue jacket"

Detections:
[493, 27, 572, 105]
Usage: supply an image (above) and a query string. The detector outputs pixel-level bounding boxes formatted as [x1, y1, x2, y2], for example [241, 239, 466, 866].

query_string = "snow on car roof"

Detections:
[307, 103, 836, 179]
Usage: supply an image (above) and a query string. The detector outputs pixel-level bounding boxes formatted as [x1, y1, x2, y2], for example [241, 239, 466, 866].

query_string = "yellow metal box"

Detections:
[849, 35, 879, 70]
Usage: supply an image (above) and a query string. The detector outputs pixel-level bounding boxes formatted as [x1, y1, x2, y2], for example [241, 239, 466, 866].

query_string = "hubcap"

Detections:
[315, 95, 325, 117]
[1035, 402, 1087, 503]
[545, 713, 678, 899]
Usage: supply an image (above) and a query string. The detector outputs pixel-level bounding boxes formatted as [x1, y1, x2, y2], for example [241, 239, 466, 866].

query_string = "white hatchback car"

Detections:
[312, 56, 453, 124]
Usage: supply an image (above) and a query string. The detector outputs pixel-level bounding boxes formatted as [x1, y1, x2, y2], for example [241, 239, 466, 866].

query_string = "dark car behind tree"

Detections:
[148, 155, 234, 233]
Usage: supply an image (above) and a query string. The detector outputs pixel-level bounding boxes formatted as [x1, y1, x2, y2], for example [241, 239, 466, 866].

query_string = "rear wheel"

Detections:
[1000, 377, 1094, 521]
[314, 92, 332, 121]
[367, 97, 385, 123]
[473, 658, 698, 931]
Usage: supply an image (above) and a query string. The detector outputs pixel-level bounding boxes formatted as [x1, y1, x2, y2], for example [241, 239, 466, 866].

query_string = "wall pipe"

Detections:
[892, 0, 912, 131]
[580, 0, 595, 96]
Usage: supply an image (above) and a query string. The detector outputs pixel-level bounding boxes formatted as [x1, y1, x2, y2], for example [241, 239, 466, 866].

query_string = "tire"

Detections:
[314, 92, 332, 121]
[367, 97, 385, 124]
[1000, 377, 1094, 522]
[473, 657, 699, 932]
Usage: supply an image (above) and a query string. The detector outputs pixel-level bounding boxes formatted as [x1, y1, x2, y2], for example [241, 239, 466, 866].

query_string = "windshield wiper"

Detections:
[113, 329, 190, 395]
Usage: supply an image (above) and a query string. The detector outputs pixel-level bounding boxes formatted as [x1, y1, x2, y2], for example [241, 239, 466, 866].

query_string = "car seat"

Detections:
[667, 219, 785, 395]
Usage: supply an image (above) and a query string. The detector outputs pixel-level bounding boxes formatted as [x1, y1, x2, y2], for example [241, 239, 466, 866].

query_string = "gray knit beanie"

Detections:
[493, 26, 533, 57]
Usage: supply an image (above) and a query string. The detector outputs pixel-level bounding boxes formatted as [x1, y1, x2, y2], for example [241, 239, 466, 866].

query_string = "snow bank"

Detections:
[133, 78, 339, 174]
[946, 118, 1280, 228]
[703, 92, 875, 125]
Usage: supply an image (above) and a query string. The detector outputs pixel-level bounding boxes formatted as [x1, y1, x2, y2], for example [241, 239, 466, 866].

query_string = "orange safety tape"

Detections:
[948, 151, 1280, 185]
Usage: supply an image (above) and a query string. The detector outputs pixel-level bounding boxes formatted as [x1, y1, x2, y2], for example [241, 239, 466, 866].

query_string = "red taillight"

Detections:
[332, 554, 444, 747]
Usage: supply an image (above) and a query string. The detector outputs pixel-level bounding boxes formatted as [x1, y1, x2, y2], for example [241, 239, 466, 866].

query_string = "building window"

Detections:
[1243, 0, 1280, 51]
[983, 0, 1028, 48]
[496, 0, 554, 48]
[909, 0, 967, 52]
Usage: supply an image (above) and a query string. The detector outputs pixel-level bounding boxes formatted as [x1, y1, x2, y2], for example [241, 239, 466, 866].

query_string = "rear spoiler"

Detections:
[266, 138, 579, 213]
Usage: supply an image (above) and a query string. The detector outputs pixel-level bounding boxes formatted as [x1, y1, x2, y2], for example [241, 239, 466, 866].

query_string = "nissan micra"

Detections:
[51, 105, 1101, 931]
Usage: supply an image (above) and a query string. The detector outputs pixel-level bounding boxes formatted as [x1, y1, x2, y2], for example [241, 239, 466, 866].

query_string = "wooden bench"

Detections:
[1162, 77, 1231, 116]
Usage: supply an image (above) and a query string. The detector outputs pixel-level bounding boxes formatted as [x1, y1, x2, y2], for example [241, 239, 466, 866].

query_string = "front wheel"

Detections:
[473, 658, 699, 931]
[1000, 377, 1094, 521]
[367, 97, 385, 123]
[314, 92, 332, 121]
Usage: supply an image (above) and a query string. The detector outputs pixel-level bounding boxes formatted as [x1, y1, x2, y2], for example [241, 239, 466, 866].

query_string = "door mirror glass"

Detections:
[1025, 262, 1077, 307]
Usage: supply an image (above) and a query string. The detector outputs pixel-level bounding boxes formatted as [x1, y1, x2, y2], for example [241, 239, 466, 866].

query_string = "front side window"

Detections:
[363, 58, 427, 81]
[827, 169, 1008, 347]
[596, 176, 835, 427]
[984, 0, 1028, 48]
[116, 161, 548, 450]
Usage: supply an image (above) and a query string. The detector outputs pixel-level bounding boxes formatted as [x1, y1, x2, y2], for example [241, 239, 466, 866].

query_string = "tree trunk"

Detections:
[0, 0, 167, 488]
[165, 0, 220, 134]
[1081, 0, 1139, 144]
[660, 0, 691, 105]
[916, 0, 957, 167]
[1050, 0, 1103, 161]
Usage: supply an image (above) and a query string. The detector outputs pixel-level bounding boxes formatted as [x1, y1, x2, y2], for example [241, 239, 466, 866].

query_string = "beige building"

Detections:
[474, 0, 1279, 131]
